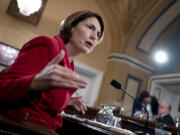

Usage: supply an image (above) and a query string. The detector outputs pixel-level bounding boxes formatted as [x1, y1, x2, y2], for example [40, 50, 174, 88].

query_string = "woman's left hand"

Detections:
[69, 96, 87, 114]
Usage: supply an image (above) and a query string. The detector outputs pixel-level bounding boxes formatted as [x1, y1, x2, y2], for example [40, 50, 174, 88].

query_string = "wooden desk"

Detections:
[58, 116, 135, 135]
[114, 113, 180, 135]
[64, 105, 180, 135]
[0, 114, 58, 135]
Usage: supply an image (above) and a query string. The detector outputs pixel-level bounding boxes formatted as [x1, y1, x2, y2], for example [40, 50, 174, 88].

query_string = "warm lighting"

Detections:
[7, 0, 47, 25]
[154, 50, 168, 64]
[60, 19, 65, 26]
[17, 0, 42, 16]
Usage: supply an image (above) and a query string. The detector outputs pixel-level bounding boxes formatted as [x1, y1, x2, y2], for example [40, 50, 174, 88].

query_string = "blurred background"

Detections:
[0, 0, 179, 120]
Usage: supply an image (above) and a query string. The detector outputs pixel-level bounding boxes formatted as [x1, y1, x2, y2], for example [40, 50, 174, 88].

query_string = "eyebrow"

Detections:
[90, 23, 101, 37]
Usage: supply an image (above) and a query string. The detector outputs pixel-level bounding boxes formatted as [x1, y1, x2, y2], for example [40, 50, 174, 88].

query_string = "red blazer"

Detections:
[0, 35, 76, 130]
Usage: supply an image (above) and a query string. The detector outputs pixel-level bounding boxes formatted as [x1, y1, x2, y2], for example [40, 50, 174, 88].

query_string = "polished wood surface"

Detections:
[64, 105, 180, 135]
[114, 113, 179, 135]
[58, 117, 122, 135]
[0, 114, 58, 135]
[0, 105, 179, 135]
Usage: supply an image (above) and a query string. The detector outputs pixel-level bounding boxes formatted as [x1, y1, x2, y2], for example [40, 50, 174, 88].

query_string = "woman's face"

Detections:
[69, 17, 101, 54]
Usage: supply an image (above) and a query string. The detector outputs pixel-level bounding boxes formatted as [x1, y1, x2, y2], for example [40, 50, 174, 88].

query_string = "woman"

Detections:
[0, 10, 104, 130]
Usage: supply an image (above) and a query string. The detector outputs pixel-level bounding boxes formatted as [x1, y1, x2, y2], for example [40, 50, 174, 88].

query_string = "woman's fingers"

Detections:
[52, 65, 88, 85]
[47, 50, 65, 66]
[30, 65, 88, 90]
[46, 65, 88, 89]
[30, 50, 88, 91]
[75, 102, 86, 114]
[69, 96, 87, 114]
[82, 103, 87, 111]
[71, 96, 83, 100]
[76, 98, 87, 114]
[74, 104, 80, 112]
[51, 79, 86, 89]
[79, 104, 85, 114]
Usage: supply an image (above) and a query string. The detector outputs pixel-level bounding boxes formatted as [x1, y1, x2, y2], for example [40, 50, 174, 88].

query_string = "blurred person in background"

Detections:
[155, 101, 174, 126]
[132, 91, 159, 120]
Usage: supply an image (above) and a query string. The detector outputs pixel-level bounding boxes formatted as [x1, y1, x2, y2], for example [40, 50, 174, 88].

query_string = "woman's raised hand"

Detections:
[30, 50, 88, 91]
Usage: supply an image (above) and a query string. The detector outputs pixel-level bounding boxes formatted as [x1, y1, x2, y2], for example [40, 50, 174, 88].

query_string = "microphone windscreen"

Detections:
[110, 79, 122, 89]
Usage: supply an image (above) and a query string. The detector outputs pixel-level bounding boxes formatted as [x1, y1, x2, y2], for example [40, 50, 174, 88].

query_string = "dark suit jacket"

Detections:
[156, 114, 175, 126]
[132, 96, 159, 116]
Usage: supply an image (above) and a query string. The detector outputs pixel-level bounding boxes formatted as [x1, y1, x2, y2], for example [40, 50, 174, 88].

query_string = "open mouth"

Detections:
[85, 41, 93, 48]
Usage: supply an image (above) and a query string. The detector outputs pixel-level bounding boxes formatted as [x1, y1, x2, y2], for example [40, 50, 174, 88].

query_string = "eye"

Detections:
[97, 32, 101, 39]
[87, 25, 94, 30]
[87, 24, 101, 39]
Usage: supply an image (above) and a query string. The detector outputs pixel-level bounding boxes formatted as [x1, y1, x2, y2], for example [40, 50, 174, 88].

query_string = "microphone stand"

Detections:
[121, 87, 149, 135]
[111, 79, 149, 135]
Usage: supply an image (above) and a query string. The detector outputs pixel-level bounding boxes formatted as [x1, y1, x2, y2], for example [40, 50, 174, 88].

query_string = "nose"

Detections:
[90, 32, 98, 42]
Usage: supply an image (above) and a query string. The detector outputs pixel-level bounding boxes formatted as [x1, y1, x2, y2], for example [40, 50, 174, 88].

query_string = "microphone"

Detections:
[111, 79, 149, 135]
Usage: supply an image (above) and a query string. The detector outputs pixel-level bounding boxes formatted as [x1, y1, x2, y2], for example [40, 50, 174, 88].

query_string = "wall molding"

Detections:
[136, 0, 178, 53]
[74, 61, 103, 106]
[108, 53, 153, 74]
[148, 73, 180, 93]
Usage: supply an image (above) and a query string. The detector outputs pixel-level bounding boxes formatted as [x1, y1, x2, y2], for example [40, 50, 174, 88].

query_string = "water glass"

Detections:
[109, 116, 121, 128]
